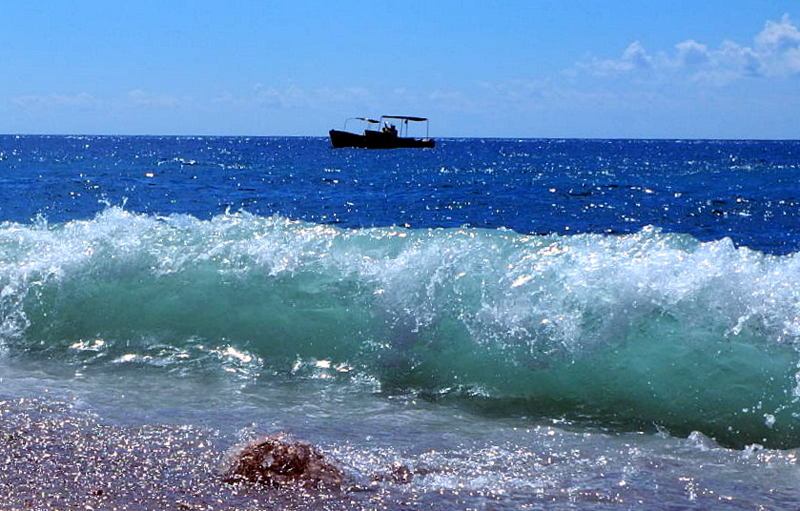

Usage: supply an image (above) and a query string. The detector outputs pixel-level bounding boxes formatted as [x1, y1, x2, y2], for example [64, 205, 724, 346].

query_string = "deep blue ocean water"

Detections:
[1, 135, 799, 509]
[2, 136, 799, 253]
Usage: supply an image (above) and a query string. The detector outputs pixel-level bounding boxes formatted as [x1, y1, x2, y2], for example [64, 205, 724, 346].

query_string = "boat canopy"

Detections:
[343, 117, 381, 131]
[381, 115, 428, 122]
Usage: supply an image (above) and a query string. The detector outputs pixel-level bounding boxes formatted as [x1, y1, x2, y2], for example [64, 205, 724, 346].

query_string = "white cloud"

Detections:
[621, 41, 653, 70]
[11, 92, 99, 109]
[252, 84, 305, 108]
[581, 14, 800, 84]
[11, 90, 187, 111]
[754, 14, 800, 76]
[756, 14, 800, 51]
[214, 84, 374, 109]
[675, 40, 710, 67]
[127, 89, 183, 108]
[427, 89, 475, 111]
[584, 41, 654, 75]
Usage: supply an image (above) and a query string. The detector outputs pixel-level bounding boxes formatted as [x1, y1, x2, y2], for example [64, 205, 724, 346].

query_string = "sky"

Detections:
[2, 1, 799, 138]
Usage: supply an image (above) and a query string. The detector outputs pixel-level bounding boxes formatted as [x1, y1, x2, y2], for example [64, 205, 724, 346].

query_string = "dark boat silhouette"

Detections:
[329, 115, 435, 149]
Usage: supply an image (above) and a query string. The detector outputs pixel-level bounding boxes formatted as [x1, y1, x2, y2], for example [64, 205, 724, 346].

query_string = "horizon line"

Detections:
[2, 133, 799, 142]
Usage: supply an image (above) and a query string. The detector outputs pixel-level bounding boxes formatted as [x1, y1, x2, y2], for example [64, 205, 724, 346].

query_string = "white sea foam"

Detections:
[1, 207, 799, 446]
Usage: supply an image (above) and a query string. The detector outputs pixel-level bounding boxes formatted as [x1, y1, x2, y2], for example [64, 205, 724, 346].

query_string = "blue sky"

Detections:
[2, 1, 799, 138]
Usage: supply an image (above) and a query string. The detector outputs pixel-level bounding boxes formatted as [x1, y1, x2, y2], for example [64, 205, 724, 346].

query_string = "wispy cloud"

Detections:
[214, 84, 374, 109]
[10, 90, 187, 111]
[586, 41, 654, 75]
[126, 89, 184, 108]
[11, 92, 100, 109]
[579, 14, 800, 84]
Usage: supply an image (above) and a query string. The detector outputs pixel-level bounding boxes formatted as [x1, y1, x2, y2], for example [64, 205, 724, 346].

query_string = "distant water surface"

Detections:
[2, 136, 799, 253]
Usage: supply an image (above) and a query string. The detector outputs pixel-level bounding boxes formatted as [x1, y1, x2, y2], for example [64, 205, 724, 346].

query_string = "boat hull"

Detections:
[329, 129, 435, 149]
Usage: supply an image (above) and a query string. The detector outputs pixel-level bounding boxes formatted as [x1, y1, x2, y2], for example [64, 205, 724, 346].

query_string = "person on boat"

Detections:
[382, 122, 398, 137]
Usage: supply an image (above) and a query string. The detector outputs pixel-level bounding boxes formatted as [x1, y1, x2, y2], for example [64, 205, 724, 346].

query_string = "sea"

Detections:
[0, 135, 799, 509]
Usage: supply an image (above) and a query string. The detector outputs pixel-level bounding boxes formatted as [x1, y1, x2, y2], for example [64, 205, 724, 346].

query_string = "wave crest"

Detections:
[2, 208, 800, 447]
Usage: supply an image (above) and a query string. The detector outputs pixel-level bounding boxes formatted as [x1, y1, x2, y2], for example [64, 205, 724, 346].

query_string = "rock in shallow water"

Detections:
[223, 433, 344, 488]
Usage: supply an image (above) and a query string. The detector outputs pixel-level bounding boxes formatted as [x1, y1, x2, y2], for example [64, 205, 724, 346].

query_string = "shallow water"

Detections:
[0, 136, 799, 509]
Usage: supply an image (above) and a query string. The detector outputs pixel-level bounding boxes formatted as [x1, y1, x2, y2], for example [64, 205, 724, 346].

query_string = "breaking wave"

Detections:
[2, 207, 800, 447]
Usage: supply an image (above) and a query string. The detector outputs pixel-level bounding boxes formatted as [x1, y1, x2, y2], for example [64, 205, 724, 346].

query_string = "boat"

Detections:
[329, 115, 435, 149]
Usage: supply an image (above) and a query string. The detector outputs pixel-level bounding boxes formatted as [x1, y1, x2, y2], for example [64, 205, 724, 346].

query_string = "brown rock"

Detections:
[223, 433, 343, 488]
[371, 461, 413, 485]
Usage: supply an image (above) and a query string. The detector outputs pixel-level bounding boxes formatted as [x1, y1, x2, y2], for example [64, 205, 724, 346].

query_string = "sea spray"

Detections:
[1, 207, 799, 447]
